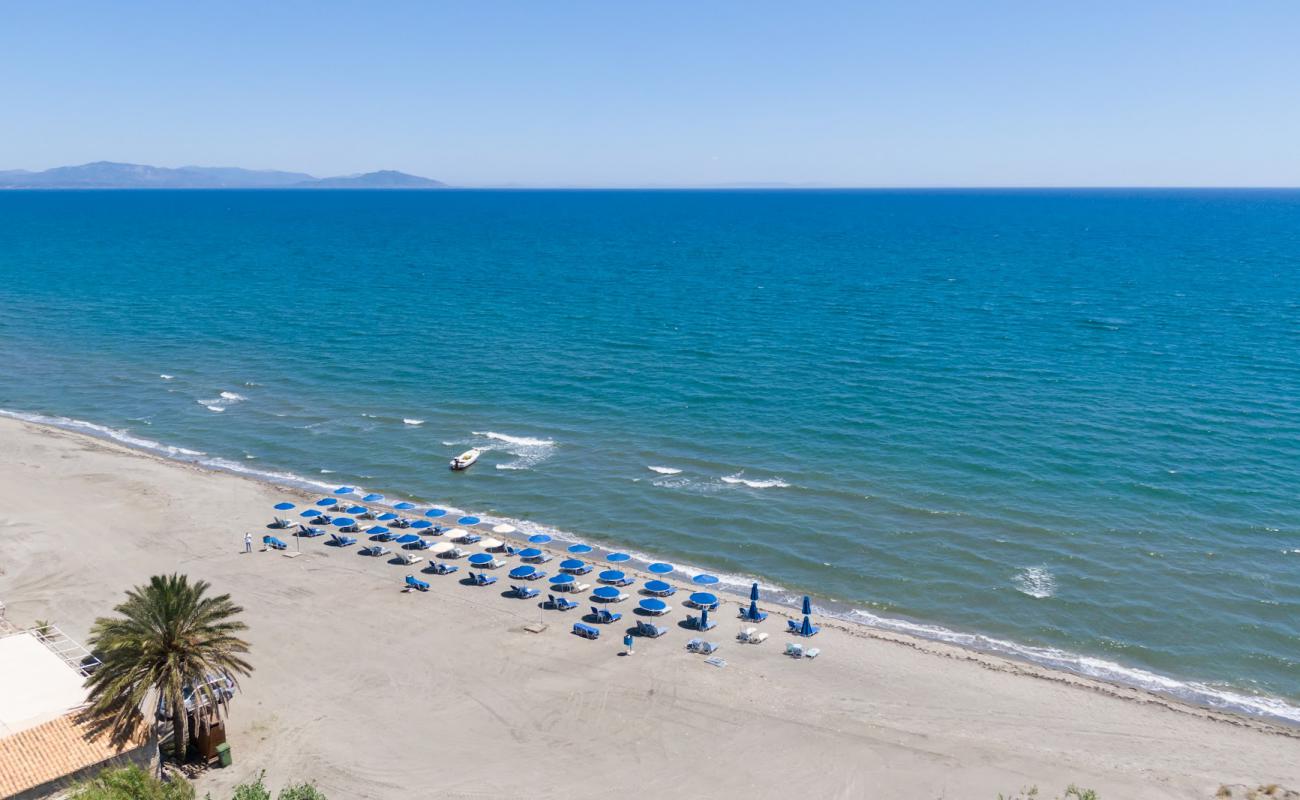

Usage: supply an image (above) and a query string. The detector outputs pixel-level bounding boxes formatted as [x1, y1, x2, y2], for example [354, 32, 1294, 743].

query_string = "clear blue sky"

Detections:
[3, 1, 1298, 186]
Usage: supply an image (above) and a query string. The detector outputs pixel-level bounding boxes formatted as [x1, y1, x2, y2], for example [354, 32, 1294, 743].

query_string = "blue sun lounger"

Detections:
[471, 571, 498, 586]
[572, 622, 600, 640]
[329, 533, 357, 547]
[405, 575, 430, 592]
[543, 594, 579, 611]
[589, 607, 622, 624]
[788, 618, 820, 637]
[297, 525, 325, 537]
[739, 606, 769, 622]
[360, 544, 390, 557]
[511, 584, 540, 599]
[686, 638, 720, 655]
[635, 620, 667, 638]
[685, 614, 716, 631]
[424, 562, 459, 575]
[263, 535, 288, 551]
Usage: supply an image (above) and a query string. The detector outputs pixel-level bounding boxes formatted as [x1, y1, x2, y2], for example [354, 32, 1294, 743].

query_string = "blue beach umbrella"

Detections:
[362, 493, 384, 502]
[424, 508, 447, 518]
[559, 559, 586, 572]
[644, 579, 672, 594]
[509, 564, 537, 579]
[395, 534, 421, 545]
[746, 583, 761, 620]
[598, 570, 625, 583]
[468, 553, 494, 566]
[394, 502, 416, 510]
[592, 586, 620, 601]
[799, 615, 816, 637]
[518, 548, 543, 559]
[315, 498, 337, 507]
[693, 574, 720, 586]
[801, 596, 812, 616]
[689, 592, 718, 608]
[366, 525, 389, 534]
[750, 582, 760, 601]
[605, 552, 631, 563]
[457, 516, 480, 526]
[331, 517, 356, 527]
[639, 598, 667, 614]
[548, 574, 575, 586]
[410, 520, 433, 529]
[700, 606, 711, 629]
[528, 534, 552, 544]
[376, 512, 398, 521]
[334, 486, 354, 495]
[273, 502, 296, 511]
[300, 509, 321, 518]
[346, 505, 366, 515]
[648, 563, 674, 575]
[567, 543, 593, 554]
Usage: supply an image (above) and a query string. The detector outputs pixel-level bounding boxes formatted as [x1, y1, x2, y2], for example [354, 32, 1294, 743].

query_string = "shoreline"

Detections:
[2, 413, 1298, 798]
[5, 412, 1298, 738]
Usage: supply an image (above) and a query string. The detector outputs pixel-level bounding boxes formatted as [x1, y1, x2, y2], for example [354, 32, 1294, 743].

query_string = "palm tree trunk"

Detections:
[171, 691, 188, 763]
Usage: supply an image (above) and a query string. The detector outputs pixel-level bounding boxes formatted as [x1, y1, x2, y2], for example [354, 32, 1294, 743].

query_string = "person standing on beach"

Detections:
[244, 532, 253, 553]
[623, 633, 634, 656]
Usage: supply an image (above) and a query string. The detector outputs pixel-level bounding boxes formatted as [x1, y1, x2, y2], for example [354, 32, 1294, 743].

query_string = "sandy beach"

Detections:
[0, 416, 1295, 799]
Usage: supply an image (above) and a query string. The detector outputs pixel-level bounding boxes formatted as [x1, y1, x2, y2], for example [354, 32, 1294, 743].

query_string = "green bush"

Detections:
[70, 765, 195, 800]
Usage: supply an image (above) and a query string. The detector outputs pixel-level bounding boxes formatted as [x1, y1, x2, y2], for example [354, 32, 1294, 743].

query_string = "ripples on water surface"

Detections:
[0, 189, 1297, 720]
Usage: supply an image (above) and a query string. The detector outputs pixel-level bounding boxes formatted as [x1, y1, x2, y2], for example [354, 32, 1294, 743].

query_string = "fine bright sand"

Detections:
[0, 417, 1296, 799]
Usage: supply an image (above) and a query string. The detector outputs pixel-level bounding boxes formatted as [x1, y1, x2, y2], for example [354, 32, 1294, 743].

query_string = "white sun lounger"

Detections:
[397, 552, 424, 566]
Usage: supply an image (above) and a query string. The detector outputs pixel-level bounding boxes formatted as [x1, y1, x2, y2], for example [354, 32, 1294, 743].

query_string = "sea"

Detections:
[0, 189, 1297, 723]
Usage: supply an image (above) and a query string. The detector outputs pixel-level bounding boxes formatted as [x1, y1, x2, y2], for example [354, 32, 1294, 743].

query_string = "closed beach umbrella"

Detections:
[365, 525, 389, 535]
[750, 582, 760, 601]
[467, 553, 493, 566]
[273, 502, 296, 511]
[509, 564, 536, 579]
[548, 574, 575, 586]
[346, 505, 367, 515]
[424, 508, 447, 518]
[598, 570, 625, 583]
[606, 552, 631, 563]
[410, 520, 433, 529]
[567, 543, 593, 554]
[430, 542, 456, 555]
[334, 486, 354, 495]
[394, 502, 416, 510]
[689, 591, 718, 608]
[331, 517, 356, 527]
[457, 516, 480, 526]
[300, 509, 321, 518]
[799, 615, 815, 637]
[747, 582, 761, 620]
[376, 512, 398, 521]
[559, 559, 585, 572]
[528, 534, 552, 544]
[362, 493, 384, 502]
[801, 596, 812, 616]
[315, 498, 337, 507]
[700, 606, 711, 629]
[692, 574, 720, 586]
[648, 563, 674, 575]
[395, 534, 421, 545]
[592, 586, 620, 601]
[644, 579, 672, 595]
[639, 598, 667, 614]
[518, 548, 543, 559]
[492, 524, 517, 535]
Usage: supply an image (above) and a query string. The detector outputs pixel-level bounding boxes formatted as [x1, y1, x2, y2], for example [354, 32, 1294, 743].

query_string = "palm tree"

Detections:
[82, 574, 252, 762]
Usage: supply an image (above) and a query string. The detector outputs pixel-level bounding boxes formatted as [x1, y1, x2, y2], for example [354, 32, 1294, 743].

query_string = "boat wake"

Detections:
[472, 430, 556, 471]
[721, 472, 790, 489]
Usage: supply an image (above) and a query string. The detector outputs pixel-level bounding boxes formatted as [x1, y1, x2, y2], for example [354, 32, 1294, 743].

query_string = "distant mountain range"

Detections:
[0, 162, 447, 189]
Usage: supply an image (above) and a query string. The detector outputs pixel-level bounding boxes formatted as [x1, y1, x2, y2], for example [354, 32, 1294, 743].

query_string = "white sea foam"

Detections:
[159, 374, 174, 380]
[219, 391, 246, 402]
[205, 406, 224, 413]
[320, 469, 334, 474]
[648, 466, 682, 475]
[403, 418, 425, 426]
[0, 408, 206, 459]
[1013, 566, 1057, 599]
[472, 430, 556, 471]
[721, 472, 790, 489]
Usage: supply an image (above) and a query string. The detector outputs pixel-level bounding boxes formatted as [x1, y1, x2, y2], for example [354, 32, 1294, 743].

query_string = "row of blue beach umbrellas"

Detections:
[274, 491, 819, 632]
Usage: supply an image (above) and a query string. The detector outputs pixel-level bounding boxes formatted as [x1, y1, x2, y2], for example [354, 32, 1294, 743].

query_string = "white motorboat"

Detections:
[449, 448, 481, 470]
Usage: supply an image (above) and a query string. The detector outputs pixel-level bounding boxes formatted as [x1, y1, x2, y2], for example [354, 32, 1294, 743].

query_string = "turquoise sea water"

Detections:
[1, 189, 1297, 721]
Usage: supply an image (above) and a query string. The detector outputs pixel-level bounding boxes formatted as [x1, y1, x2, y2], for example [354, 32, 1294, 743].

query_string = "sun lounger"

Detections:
[405, 575, 430, 592]
[316, 514, 334, 525]
[685, 614, 716, 631]
[424, 562, 459, 575]
[391, 519, 411, 529]
[787, 619, 821, 637]
[482, 557, 504, 569]
[338, 524, 361, 533]
[360, 544, 391, 557]
[572, 622, 600, 640]
[573, 582, 591, 592]
[272, 516, 294, 529]
[329, 533, 357, 547]
[510, 584, 540, 599]
[471, 571, 498, 586]
[527, 553, 553, 563]
[458, 533, 481, 544]
[543, 594, 579, 611]
[357, 510, 375, 519]
[686, 638, 719, 655]
[784, 643, 804, 658]
[737, 628, 769, 644]
[564, 564, 593, 575]
[263, 535, 288, 550]
[521, 570, 548, 581]
[440, 547, 465, 559]
[635, 620, 667, 638]
[804, 648, 820, 659]
[297, 525, 325, 537]
[589, 607, 622, 624]
[397, 552, 423, 565]
[406, 538, 432, 550]
[738, 607, 769, 622]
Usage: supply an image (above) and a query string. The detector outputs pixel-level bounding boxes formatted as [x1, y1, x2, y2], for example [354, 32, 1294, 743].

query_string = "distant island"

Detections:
[0, 162, 447, 189]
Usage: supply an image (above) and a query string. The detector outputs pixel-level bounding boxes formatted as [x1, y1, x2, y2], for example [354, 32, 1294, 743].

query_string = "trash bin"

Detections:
[215, 743, 232, 767]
